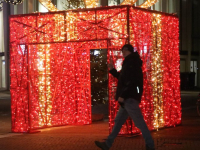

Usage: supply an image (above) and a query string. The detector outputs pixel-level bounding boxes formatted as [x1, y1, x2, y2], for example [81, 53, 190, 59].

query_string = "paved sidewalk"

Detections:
[0, 120, 200, 150]
[0, 110, 200, 150]
[0, 91, 200, 150]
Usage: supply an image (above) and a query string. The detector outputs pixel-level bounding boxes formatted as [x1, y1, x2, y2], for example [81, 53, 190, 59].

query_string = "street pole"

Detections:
[3, 2, 10, 90]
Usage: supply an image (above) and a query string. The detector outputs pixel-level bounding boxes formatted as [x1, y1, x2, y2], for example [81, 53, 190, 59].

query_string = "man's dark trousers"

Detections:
[106, 98, 155, 149]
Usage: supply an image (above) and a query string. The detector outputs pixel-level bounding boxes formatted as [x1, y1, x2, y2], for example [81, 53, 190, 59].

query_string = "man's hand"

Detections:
[108, 58, 114, 70]
[118, 97, 124, 103]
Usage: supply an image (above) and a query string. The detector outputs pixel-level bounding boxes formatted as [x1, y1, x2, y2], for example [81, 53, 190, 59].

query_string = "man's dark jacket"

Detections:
[109, 52, 143, 103]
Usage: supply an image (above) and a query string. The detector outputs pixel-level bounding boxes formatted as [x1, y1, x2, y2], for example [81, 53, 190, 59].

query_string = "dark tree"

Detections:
[90, 49, 108, 105]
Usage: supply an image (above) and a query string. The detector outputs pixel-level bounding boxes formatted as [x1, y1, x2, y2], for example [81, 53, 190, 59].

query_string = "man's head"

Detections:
[121, 44, 134, 58]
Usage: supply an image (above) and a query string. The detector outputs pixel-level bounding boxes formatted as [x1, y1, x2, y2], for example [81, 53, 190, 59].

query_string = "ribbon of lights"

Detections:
[38, 0, 58, 11]
[151, 13, 164, 129]
[121, 0, 137, 5]
[121, 0, 159, 8]
[10, 5, 181, 133]
[38, 0, 99, 11]
[38, 0, 158, 11]
[5, 0, 23, 5]
[139, 0, 159, 8]
[84, 0, 99, 8]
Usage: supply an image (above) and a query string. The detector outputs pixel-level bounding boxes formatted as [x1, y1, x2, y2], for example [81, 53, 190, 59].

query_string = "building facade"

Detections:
[0, 0, 199, 90]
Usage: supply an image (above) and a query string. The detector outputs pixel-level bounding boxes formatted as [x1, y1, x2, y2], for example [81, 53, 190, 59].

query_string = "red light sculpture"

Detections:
[10, 5, 181, 133]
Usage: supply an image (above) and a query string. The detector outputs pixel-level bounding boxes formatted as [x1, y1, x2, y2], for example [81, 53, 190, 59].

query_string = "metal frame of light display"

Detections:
[10, 5, 181, 133]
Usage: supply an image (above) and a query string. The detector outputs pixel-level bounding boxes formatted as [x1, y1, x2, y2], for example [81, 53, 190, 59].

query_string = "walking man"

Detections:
[95, 44, 155, 150]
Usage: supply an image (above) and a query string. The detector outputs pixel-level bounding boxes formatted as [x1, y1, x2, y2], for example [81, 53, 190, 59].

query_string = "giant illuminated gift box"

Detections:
[10, 5, 181, 133]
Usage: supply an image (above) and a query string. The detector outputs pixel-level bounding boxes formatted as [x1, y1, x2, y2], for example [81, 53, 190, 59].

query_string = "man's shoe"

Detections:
[95, 141, 110, 150]
[146, 145, 155, 150]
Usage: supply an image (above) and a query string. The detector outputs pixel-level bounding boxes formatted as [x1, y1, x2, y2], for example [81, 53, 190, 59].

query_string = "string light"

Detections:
[109, 7, 181, 134]
[38, 0, 58, 11]
[38, 0, 159, 12]
[139, 0, 159, 8]
[84, 0, 99, 8]
[10, 5, 181, 133]
[5, 0, 23, 5]
[38, 0, 99, 11]
[121, 0, 138, 5]
[120, 0, 159, 8]
[90, 49, 108, 105]
[151, 13, 164, 129]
